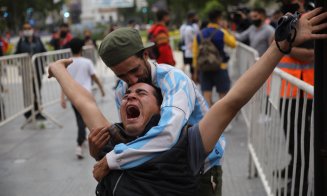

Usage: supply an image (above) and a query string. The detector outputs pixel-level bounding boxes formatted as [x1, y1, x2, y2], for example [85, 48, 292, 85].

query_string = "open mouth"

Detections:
[126, 105, 141, 119]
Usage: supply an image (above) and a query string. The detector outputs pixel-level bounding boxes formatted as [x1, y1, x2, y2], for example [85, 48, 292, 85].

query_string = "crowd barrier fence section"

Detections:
[0, 47, 99, 129]
[232, 42, 314, 196]
[29, 49, 72, 128]
[82, 45, 98, 65]
[0, 53, 34, 127]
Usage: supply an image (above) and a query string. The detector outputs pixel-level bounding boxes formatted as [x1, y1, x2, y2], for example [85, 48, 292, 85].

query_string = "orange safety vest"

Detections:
[277, 55, 314, 98]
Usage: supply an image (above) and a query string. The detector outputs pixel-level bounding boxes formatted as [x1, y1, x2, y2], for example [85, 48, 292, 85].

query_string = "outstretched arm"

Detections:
[199, 8, 327, 153]
[48, 59, 110, 130]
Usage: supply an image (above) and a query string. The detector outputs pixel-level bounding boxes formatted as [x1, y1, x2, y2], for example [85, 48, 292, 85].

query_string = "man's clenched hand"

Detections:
[88, 126, 110, 160]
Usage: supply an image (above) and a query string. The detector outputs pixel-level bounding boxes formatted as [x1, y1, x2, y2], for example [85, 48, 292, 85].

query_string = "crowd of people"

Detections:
[0, 0, 326, 195]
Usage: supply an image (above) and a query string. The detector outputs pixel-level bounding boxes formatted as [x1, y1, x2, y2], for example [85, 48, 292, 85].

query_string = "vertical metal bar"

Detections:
[278, 83, 288, 196]
[291, 87, 300, 196]
[299, 93, 308, 195]
[307, 100, 314, 196]
[314, 1, 327, 195]
[284, 82, 294, 196]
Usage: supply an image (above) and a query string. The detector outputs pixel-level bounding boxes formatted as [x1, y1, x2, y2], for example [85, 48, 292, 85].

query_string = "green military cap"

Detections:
[99, 27, 154, 67]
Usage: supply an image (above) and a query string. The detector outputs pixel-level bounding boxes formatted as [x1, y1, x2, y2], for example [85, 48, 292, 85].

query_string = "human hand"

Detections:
[293, 7, 327, 46]
[93, 156, 110, 182]
[48, 58, 73, 78]
[88, 126, 110, 159]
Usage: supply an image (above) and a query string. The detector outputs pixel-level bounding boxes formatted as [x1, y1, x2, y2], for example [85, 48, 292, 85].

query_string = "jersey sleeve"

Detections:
[107, 70, 196, 169]
[187, 124, 208, 175]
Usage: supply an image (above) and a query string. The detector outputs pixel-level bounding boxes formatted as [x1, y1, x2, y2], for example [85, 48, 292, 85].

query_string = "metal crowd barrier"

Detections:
[0, 53, 34, 127]
[0, 47, 99, 129]
[82, 45, 98, 65]
[230, 42, 259, 128]
[232, 42, 314, 196]
[26, 49, 72, 128]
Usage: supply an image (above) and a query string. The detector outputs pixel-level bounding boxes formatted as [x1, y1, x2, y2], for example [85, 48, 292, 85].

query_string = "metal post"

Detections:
[314, 0, 327, 195]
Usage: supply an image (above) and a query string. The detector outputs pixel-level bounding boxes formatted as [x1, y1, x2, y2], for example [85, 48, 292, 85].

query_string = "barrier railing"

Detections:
[229, 42, 259, 128]
[26, 49, 72, 128]
[232, 42, 314, 196]
[0, 53, 34, 127]
[82, 45, 98, 65]
[0, 47, 99, 129]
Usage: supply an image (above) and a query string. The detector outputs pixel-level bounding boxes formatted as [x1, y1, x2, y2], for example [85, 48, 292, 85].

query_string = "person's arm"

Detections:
[222, 28, 237, 48]
[48, 59, 110, 130]
[199, 7, 327, 154]
[192, 35, 199, 81]
[91, 75, 105, 97]
[235, 26, 251, 42]
[289, 47, 315, 63]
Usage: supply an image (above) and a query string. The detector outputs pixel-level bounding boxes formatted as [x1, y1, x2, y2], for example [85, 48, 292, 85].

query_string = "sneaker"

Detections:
[76, 146, 84, 159]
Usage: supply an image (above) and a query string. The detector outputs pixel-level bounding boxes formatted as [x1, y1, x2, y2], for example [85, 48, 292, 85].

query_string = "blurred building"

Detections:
[81, 0, 133, 24]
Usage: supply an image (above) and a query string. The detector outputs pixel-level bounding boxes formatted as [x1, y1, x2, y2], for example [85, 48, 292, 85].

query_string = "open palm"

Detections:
[294, 7, 327, 46]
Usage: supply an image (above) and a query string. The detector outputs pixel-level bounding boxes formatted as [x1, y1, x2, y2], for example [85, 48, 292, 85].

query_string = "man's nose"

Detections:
[126, 93, 137, 101]
[126, 75, 138, 85]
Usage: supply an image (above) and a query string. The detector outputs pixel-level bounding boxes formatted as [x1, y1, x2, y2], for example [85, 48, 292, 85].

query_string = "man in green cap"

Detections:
[95, 27, 226, 195]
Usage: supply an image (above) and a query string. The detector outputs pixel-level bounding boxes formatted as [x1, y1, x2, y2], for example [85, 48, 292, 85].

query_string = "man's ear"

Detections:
[143, 50, 149, 60]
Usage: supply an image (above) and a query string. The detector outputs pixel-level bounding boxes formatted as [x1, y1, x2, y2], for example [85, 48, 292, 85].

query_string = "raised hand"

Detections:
[48, 58, 73, 78]
[293, 7, 327, 46]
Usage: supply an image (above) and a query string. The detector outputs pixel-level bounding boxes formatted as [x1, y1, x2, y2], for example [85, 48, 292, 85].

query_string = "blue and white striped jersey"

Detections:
[106, 61, 225, 172]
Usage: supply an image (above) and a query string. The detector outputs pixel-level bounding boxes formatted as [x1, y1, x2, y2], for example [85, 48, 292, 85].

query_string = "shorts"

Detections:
[184, 57, 194, 74]
[200, 70, 230, 93]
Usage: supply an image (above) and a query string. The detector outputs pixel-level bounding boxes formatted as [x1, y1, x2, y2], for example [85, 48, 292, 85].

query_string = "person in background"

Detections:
[180, 11, 200, 81]
[83, 29, 97, 48]
[49, 23, 73, 50]
[147, 9, 176, 66]
[61, 38, 105, 159]
[270, 9, 284, 29]
[230, 8, 252, 34]
[15, 22, 47, 120]
[236, 7, 275, 56]
[193, 9, 236, 106]
[0, 34, 8, 56]
[276, 1, 315, 194]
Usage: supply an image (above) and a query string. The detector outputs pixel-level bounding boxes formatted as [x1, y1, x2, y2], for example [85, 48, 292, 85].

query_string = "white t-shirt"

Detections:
[183, 24, 199, 58]
[67, 57, 95, 92]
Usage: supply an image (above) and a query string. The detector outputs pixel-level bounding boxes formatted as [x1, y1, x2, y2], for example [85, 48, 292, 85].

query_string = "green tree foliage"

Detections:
[165, 0, 250, 26]
[1, 0, 64, 32]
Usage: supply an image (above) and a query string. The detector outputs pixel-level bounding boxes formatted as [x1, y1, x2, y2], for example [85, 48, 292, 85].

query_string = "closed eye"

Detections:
[136, 89, 148, 96]
[130, 66, 139, 74]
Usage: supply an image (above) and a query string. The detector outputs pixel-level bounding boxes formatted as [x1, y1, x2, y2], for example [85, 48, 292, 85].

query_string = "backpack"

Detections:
[197, 29, 223, 71]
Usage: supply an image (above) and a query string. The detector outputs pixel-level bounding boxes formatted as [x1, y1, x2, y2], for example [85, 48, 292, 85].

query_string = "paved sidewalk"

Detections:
[0, 63, 266, 196]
